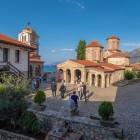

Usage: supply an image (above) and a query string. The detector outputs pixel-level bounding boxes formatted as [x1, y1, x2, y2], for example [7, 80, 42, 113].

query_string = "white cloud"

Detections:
[60, 48, 75, 51]
[122, 42, 140, 47]
[63, 0, 85, 9]
[50, 50, 56, 53]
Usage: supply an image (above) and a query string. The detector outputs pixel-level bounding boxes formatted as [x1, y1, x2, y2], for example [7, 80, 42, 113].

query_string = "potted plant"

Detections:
[98, 101, 114, 128]
[34, 89, 46, 111]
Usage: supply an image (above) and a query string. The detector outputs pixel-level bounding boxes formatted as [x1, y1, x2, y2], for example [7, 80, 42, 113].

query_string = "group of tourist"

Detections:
[31, 77, 40, 93]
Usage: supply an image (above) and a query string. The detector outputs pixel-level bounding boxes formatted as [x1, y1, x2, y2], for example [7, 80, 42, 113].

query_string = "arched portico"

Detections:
[97, 74, 102, 87]
[91, 74, 96, 86]
[74, 69, 81, 83]
[58, 69, 64, 82]
[66, 69, 71, 83]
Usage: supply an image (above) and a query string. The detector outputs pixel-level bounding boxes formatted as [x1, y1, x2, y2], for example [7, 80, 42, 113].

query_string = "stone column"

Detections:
[0, 47, 2, 62]
[95, 75, 98, 87]
[71, 69, 75, 84]
[81, 69, 85, 83]
[63, 70, 67, 82]
[101, 75, 105, 88]
[106, 75, 110, 87]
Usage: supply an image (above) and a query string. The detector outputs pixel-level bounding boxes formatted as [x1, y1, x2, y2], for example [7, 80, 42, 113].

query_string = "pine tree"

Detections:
[75, 40, 86, 60]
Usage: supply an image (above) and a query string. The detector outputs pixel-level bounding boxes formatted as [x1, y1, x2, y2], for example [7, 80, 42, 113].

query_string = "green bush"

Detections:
[20, 112, 41, 134]
[0, 74, 31, 129]
[124, 70, 134, 80]
[0, 84, 6, 95]
[34, 89, 46, 105]
[98, 101, 114, 120]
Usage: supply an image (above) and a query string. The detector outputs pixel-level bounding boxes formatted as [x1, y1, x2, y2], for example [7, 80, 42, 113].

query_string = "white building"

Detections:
[0, 34, 36, 77]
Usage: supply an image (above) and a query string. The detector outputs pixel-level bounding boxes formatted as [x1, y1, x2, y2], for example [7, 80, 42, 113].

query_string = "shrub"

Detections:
[0, 74, 31, 129]
[20, 112, 41, 134]
[34, 89, 46, 106]
[124, 70, 134, 80]
[98, 101, 114, 120]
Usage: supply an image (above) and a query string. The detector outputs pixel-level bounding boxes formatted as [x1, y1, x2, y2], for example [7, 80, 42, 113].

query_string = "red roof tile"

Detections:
[30, 54, 41, 58]
[23, 27, 34, 31]
[86, 41, 104, 48]
[30, 58, 44, 63]
[69, 59, 100, 67]
[107, 35, 120, 40]
[131, 63, 140, 71]
[92, 67, 114, 73]
[0, 34, 36, 50]
[99, 63, 124, 70]
[108, 52, 129, 58]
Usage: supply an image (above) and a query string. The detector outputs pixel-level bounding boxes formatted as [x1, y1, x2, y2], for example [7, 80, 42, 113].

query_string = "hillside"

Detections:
[125, 47, 140, 63]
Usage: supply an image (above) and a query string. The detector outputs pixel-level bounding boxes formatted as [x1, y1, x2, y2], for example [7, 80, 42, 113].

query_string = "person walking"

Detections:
[80, 82, 87, 101]
[51, 81, 57, 97]
[71, 91, 79, 110]
[77, 82, 81, 98]
[31, 78, 36, 93]
[63, 80, 66, 91]
[59, 83, 66, 98]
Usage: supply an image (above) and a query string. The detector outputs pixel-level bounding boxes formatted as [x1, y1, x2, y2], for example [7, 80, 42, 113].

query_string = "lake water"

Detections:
[44, 65, 56, 73]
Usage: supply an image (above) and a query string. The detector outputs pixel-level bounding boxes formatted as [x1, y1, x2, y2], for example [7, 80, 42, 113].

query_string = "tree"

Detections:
[0, 74, 31, 129]
[75, 40, 86, 60]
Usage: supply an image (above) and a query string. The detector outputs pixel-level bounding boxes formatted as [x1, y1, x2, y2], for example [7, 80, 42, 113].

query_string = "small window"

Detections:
[3, 48, 9, 62]
[15, 50, 20, 62]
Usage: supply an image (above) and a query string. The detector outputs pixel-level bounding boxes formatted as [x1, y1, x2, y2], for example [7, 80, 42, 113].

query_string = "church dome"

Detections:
[86, 41, 104, 48]
[106, 35, 120, 40]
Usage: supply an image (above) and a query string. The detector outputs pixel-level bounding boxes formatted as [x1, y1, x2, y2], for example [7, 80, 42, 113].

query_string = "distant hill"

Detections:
[125, 47, 140, 63]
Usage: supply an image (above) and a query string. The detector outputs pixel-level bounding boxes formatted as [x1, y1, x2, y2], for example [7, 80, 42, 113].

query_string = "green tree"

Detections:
[75, 40, 86, 60]
[0, 74, 31, 129]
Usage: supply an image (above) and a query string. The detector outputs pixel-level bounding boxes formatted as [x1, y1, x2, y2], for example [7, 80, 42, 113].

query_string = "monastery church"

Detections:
[57, 36, 132, 88]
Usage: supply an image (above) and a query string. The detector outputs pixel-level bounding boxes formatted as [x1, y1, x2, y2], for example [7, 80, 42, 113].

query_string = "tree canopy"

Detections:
[75, 40, 86, 60]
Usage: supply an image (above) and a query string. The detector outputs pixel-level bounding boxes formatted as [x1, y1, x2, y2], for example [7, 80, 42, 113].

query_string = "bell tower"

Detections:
[18, 23, 39, 54]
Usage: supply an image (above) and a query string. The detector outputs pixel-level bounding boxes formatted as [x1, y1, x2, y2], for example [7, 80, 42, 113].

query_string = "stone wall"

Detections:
[29, 109, 122, 140]
[0, 129, 35, 140]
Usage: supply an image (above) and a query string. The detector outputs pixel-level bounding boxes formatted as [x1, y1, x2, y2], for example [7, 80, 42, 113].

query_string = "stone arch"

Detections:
[29, 65, 33, 77]
[92, 74, 96, 86]
[66, 69, 71, 83]
[74, 69, 81, 83]
[97, 74, 102, 87]
[35, 65, 41, 76]
[58, 69, 64, 82]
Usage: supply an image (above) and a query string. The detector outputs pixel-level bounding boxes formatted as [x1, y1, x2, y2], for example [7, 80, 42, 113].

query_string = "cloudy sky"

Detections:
[1, 0, 140, 64]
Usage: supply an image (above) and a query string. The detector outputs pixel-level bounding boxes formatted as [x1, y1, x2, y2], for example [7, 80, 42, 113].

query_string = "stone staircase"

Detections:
[0, 62, 27, 79]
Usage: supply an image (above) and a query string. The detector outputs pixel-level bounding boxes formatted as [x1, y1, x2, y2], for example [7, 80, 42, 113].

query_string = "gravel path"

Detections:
[40, 81, 140, 139]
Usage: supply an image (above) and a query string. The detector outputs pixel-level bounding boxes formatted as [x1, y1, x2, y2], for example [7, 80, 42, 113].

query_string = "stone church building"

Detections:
[57, 35, 132, 88]
[18, 26, 44, 77]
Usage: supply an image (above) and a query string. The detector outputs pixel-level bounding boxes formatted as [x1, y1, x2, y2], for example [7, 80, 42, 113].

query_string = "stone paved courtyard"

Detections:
[39, 81, 140, 140]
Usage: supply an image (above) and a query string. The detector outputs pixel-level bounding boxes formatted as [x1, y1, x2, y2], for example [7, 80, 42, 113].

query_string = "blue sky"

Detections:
[1, 0, 140, 64]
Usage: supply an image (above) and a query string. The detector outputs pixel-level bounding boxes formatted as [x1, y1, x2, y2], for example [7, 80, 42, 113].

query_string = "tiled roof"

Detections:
[99, 63, 124, 70]
[131, 63, 140, 71]
[69, 59, 100, 67]
[30, 58, 44, 63]
[107, 35, 120, 40]
[30, 54, 41, 58]
[86, 41, 104, 48]
[108, 52, 129, 58]
[0, 34, 36, 50]
[92, 67, 114, 73]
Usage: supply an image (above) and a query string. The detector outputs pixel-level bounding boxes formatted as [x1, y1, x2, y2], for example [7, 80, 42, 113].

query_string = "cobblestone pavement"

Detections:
[39, 81, 140, 139]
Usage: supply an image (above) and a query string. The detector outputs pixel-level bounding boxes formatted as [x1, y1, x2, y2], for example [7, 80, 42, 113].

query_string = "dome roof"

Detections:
[86, 41, 104, 48]
[106, 35, 120, 40]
